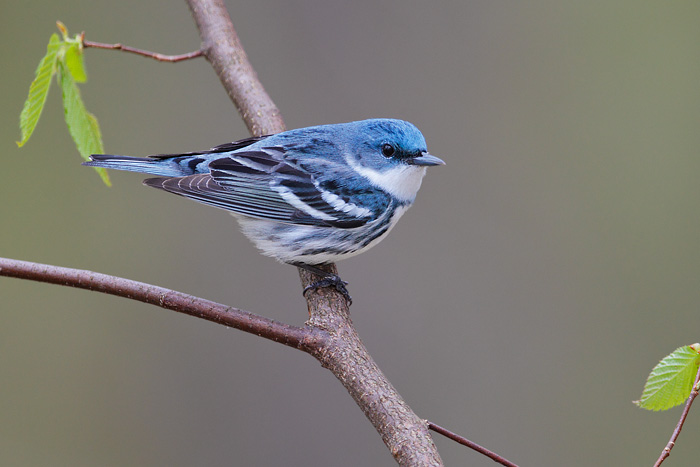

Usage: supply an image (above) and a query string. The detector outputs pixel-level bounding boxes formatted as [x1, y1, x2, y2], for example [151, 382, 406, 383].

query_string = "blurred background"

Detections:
[2, 1, 699, 465]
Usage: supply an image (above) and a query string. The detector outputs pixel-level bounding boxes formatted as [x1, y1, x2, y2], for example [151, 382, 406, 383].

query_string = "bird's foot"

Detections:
[303, 275, 352, 305]
[292, 262, 353, 305]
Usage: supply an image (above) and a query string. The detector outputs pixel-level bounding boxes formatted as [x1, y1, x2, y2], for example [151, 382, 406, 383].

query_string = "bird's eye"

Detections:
[381, 143, 395, 158]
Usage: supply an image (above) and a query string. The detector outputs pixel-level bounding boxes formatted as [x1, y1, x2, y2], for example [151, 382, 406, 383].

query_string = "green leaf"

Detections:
[17, 33, 61, 147]
[634, 344, 700, 411]
[58, 62, 111, 186]
[64, 43, 87, 83]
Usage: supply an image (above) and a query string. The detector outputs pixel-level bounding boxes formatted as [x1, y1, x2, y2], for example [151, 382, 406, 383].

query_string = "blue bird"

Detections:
[84, 119, 444, 304]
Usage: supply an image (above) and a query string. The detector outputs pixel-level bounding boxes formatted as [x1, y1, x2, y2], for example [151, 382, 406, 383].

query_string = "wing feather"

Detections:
[143, 147, 381, 228]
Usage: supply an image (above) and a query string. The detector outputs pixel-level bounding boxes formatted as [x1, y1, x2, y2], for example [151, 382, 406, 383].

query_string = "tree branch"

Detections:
[0, 257, 324, 351]
[1, 255, 508, 465]
[296, 265, 444, 465]
[186, 0, 285, 137]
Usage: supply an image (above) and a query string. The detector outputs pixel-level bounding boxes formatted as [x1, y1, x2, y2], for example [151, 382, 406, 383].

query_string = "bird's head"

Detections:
[344, 119, 445, 202]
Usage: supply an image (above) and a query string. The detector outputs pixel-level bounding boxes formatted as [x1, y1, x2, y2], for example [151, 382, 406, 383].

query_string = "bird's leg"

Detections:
[293, 263, 352, 305]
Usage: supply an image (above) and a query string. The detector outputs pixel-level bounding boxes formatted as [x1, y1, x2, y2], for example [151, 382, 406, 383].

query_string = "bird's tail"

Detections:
[83, 154, 185, 177]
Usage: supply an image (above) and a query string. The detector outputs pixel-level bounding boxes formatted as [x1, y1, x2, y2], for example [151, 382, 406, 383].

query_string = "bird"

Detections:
[84, 118, 445, 304]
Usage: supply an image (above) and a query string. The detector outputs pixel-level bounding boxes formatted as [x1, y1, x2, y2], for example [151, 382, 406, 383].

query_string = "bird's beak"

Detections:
[408, 152, 446, 166]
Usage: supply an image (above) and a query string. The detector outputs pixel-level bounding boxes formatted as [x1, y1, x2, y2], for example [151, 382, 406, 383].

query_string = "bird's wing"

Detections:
[147, 135, 270, 159]
[143, 147, 386, 228]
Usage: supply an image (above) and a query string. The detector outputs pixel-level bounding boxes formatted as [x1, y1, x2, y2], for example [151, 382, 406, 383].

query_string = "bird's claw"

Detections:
[303, 275, 352, 305]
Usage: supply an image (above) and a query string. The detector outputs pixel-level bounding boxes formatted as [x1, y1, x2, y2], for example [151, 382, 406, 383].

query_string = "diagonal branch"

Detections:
[186, 0, 285, 137]
[428, 422, 519, 467]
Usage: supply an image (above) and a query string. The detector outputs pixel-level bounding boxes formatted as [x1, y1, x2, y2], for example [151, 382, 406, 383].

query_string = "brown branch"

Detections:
[428, 422, 519, 467]
[0, 257, 324, 351]
[653, 363, 700, 467]
[295, 264, 442, 465]
[186, 0, 285, 137]
[83, 37, 204, 62]
[2, 255, 443, 464]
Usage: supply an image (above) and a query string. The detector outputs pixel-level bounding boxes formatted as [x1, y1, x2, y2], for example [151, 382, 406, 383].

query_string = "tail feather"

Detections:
[83, 154, 184, 177]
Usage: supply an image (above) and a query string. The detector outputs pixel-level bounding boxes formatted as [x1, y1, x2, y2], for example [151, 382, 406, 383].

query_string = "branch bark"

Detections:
[0, 258, 323, 350]
[299, 266, 443, 465]
[186, 0, 285, 137]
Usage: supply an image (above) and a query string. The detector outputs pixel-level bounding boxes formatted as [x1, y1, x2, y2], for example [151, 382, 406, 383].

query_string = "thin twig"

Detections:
[0, 257, 325, 351]
[653, 363, 700, 466]
[83, 37, 204, 63]
[428, 421, 519, 467]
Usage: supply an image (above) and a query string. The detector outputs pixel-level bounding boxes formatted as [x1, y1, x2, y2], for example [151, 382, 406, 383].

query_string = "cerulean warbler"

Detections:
[84, 119, 444, 303]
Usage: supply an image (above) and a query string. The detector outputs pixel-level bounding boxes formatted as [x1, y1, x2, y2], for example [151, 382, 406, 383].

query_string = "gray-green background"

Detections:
[2, 1, 699, 465]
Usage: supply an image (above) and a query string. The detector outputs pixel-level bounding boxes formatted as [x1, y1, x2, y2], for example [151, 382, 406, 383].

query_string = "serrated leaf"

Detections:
[634, 345, 700, 411]
[64, 43, 87, 83]
[58, 62, 111, 186]
[17, 34, 61, 147]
